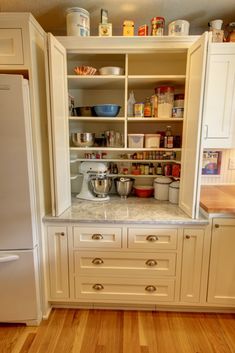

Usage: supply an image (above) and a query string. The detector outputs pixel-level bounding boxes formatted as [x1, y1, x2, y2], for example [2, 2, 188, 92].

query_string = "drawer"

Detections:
[0, 29, 24, 65]
[73, 226, 122, 249]
[128, 228, 178, 250]
[75, 276, 175, 302]
[74, 251, 176, 277]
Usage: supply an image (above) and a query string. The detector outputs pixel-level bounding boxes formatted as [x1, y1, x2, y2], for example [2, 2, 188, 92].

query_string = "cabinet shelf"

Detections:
[70, 158, 181, 164]
[68, 75, 125, 89]
[127, 117, 183, 122]
[70, 147, 182, 152]
[127, 75, 186, 89]
[69, 116, 125, 122]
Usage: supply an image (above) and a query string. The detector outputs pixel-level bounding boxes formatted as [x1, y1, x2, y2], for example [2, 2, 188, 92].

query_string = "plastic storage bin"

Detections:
[128, 134, 144, 148]
[145, 134, 161, 148]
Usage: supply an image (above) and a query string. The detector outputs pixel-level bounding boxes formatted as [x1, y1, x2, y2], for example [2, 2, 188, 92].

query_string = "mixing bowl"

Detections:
[74, 106, 94, 117]
[99, 66, 124, 75]
[71, 132, 95, 147]
[89, 176, 112, 197]
[93, 104, 121, 117]
[114, 177, 134, 199]
[134, 185, 154, 198]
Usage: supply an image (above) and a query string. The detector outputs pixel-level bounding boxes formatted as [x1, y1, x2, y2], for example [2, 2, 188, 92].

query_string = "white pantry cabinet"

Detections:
[202, 41, 235, 148]
[46, 33, 208, 219]
[207, 218, 235, 306]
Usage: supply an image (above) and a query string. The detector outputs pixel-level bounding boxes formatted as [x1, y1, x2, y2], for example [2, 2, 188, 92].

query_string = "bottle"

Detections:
[149, 163, 155, 175]
[127, 91, 136, 117]
[156, 163, 162, 175]
[144, 97, 152, 117]
[165, 125, 173, 149]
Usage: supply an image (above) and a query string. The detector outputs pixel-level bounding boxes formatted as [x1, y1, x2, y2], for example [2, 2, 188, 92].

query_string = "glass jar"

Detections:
[144, 97, 152, 117]
[155, 86, 174, 118]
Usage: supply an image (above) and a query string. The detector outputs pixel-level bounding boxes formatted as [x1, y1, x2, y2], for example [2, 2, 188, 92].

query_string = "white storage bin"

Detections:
[154, 177, 172, 201]
[128, 134, 144, 148]
[145, 134, 161, 148]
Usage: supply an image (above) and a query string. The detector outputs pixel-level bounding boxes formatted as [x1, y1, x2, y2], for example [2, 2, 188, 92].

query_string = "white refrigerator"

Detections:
[0, 75, 42, 325]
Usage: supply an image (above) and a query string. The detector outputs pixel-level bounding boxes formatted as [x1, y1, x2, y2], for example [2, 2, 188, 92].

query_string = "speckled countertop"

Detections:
[44, 197, 208, 225]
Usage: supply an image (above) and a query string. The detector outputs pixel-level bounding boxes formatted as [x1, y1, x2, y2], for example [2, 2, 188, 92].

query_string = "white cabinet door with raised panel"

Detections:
[180, 229, 204, 303]
[207, 218, 235, 306]
[203, 50, 235, 148]
[47, 226, 69, 300]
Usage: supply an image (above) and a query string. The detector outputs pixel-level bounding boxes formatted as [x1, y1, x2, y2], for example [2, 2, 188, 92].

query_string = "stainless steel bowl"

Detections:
[98, 66, 124, 75]
[71, 132, 95, 147]
[114, 177, 134, 199]
[89, 176, 112, 198]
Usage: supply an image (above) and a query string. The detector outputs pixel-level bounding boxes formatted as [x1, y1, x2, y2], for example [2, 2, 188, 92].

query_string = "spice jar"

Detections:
[155, 86, 174, 118]
[151, 17, 165, 36]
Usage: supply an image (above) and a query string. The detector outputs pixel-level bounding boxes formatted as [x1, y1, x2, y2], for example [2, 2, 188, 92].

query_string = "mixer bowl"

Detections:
[114, 177, 134, 199]
[89, 176, 112, 198]
[71, 132, 95, 147]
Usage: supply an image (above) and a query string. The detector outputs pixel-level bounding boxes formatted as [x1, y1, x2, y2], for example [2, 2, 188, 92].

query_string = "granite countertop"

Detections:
[44, 196, 208, 225]
[200, 185, 235, 214]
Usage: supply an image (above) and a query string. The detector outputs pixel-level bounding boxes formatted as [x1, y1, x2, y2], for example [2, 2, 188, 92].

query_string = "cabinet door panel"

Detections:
[0, 29, 23, 64]
[47, 33, 71, 216]
[179, 32, 208, 218]
[203, 55, 235, 147]
[207, 219, 235, 305]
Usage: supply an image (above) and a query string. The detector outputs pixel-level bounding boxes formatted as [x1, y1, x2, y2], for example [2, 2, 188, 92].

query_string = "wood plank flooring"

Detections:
[0, 309, 235, 353]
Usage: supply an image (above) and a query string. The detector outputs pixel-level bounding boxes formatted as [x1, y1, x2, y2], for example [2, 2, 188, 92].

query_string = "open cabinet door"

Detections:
[45, 33, 71, 216]
[179, 32, 208, 218]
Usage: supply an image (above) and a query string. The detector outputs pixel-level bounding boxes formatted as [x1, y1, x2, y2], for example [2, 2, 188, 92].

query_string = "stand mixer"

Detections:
[76, 161, 111, 201]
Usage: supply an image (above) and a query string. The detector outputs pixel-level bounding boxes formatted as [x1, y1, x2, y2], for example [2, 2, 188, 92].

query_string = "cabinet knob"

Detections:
[185, 235, 191, 239]
[146, 235, 159, 242]
[145, 285, 157, 292]
[215, 224, 220, 228]
[92, 258, 104, 265]
[92, 233, 103, 240]
[92, 284, 104, 291]
[146, 259, 157, 267]
[55, 232, 65, 236]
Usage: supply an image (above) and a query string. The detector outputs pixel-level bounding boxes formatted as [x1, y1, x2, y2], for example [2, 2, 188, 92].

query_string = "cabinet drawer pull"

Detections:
[146, 235, 158, 242]
[145, 285, 157, 292]
[92, 233, 103, 240]
[215, 224, 220, 228]
[145, 259, 157, 267]
[55, 232, 65, 236]
[185, 235, 191, 239]
[92, 284, 104, 291]
[92, 258, 104, 265]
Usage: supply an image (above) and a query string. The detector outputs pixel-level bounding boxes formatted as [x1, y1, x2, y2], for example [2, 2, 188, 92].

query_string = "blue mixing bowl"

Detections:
[93, 104, 121, 117]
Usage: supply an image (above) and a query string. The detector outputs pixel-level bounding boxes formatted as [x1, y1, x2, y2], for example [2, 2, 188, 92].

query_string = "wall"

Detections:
[201, 149, 235, 185]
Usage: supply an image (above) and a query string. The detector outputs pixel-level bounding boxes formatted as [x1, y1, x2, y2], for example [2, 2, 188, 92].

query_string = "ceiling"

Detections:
[0, 0, 235, 36]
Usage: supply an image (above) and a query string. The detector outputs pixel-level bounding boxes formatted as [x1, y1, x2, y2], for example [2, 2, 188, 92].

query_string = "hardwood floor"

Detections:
[1, 309, 235, 353]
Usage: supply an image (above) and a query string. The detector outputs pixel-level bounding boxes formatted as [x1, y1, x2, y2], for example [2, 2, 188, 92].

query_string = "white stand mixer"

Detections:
[76, 161, 110, 201]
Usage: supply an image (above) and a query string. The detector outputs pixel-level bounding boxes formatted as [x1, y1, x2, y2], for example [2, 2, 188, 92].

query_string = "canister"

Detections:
[123, 20, 135, 36]
[151, 17, 165, 36]
[154, 176, 172, 200]
[169, 181, 180, 204]
[66, 7, 90, 36]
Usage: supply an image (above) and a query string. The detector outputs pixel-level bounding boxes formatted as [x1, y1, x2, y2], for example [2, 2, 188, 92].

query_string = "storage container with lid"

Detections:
[169, 180, 180, 204]
[155, 86, 174, 118]
[66, 7, 90, 36]
[154, 176, 172, 200]
[145, 134, 160, 148]
[128, 134, 144, 148]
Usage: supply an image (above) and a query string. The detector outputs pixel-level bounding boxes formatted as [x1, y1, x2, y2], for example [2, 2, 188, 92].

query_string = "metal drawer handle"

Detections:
[146, 235, 158, 242]
[92, 233, 103, 240]
[146, 259, 157, 267]
[145, 285, 157, 292]
[92, 284, 104, 291]
[185, 235, 191, 239]
[92, 258, 104, 265]
[55, 232, 65, 236]
[215, 224, 220, 228]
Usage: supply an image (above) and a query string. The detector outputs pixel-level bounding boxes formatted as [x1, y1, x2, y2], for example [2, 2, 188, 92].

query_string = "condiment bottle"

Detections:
[156, 163, 162, 175]
[165, 125, 173, 149]
[127, 91, 136, 117]
[144, 97, 152, 117]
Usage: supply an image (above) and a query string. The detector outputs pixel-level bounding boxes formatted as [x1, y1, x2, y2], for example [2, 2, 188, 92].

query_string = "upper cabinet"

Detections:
[202, 39, 235, 148]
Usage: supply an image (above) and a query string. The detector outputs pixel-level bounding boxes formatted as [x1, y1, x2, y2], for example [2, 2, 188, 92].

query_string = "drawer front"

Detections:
[74, 251, 176, 277]
[128, 228, 178, 250]
[75, 276, 175, 302]
[0, 29, 24, 65]
[73, 226, 122, 249]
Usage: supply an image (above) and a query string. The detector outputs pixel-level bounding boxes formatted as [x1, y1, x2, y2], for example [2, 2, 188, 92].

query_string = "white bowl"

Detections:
[99, 66, 124, 75]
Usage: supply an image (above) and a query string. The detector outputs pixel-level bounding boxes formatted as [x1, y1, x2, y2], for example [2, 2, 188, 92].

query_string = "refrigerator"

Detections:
[0, 75, 42, 325]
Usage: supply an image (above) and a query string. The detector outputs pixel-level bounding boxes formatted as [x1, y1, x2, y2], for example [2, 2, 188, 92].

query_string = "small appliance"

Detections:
[76, 161, 111, 201]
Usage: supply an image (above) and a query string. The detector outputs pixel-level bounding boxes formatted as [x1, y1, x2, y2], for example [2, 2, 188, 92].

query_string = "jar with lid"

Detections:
[169, 181, 180, 204]
[66, 7, 90, 36]
[155, 86, 174, 118]
[144, 97, 152, 117]
[151, 17, 165, 36]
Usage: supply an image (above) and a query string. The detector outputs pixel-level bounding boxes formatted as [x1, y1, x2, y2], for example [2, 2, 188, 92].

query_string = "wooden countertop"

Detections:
[200, 185, 235, 213]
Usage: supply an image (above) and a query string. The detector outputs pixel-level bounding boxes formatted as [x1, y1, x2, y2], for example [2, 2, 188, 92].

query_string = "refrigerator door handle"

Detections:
[0, 255, 19, 263]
